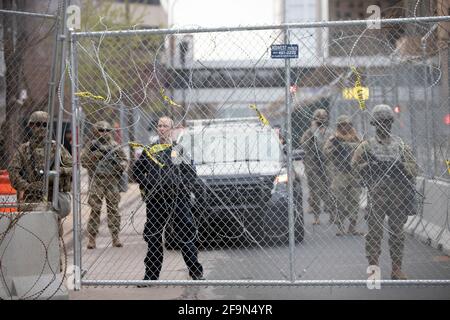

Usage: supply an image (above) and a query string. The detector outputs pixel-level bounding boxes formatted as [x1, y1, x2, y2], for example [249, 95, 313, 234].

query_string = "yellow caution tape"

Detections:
[351, 67, 366, 110]
[160, 88, 182, 107]
[249, 104, 270, 126]
[148, 143, 171, 154]
[129, 142, 172, 168]
[446, 160, 450, 175]
[342, 87, 369, 100]
[129, 142, 164, 168]
[74, 91, 106, 101]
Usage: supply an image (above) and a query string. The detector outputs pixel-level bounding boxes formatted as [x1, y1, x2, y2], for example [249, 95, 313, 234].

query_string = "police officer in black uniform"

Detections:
[132, 116, 204, 281]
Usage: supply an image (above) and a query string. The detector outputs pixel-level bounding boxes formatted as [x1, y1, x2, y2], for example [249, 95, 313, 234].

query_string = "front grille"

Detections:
[199, 176, 274, 208]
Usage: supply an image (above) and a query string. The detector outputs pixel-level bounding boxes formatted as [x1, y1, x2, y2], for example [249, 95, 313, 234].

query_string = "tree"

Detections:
[0, 0, 61, 168]
[77, 0, 166, 135]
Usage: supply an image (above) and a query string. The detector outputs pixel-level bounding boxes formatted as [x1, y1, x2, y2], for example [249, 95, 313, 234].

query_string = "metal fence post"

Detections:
[52, 0, 69, 209]
[421, 24, 438, 178]
[284, 27, 295, 283]
[70, 30, 82, 291]
[407, 64, 418, 158]
[43, 6, 62, 199]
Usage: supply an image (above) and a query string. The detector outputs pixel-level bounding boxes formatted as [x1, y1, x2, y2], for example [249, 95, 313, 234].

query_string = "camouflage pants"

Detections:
[331, 173, 361, 228]
[87, 177, 121, 238]
[305, 169, 334, 219]
[366, 187, 408, 265]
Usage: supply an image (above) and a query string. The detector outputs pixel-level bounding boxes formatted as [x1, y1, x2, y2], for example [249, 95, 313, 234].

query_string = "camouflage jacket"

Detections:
[300, 125, 332, 173]
[81, 138, 128, 179]
[8, 140, 73, 202]
[351, 134, 418, 189]
[323, 133, 360, 175]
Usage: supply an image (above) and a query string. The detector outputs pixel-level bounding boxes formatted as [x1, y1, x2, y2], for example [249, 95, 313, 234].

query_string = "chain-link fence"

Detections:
[69, 16, 450, 287]
[0, 1, 73, 299]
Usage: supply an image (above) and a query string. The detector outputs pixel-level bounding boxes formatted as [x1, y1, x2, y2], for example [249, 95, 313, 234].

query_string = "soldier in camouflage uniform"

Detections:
[323, 115, 363, 236]
[300, 109, 334, 225]
[352, 104, 418, 280]
[8, 111, 72, 210]
[81, 121, 128, 249]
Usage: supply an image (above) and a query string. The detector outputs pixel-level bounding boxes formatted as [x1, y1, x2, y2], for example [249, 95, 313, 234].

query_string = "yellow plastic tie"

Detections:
[249, 104, 270, 126]
[74, 91, 106, 101]
[351, 67, 366, 110]
[160, 88, 182, 107]
[446, 160, 450, 175]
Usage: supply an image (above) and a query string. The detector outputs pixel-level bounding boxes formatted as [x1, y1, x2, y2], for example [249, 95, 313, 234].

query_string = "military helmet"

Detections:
[371, 104, 394, 123]
[336, 115, 352, 125]
[312, 109, 328, 122]
[94, 121, 112, 132]
[28, 111, 49, 126]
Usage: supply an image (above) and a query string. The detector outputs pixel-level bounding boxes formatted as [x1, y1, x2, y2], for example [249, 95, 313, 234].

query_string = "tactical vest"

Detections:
[366, 135, 403, 162]
[22, 141, 71, 202]
[91, 140, 122, 177]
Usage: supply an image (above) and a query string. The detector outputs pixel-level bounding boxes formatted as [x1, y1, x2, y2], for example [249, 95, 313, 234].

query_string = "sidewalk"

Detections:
[69, 286, 187, 300]
[68, 283, 450, 300]
[62, 170, 143, 250]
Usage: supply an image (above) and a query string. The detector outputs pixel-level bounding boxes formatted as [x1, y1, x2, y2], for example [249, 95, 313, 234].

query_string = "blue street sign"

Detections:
[271, 44, 298, 59]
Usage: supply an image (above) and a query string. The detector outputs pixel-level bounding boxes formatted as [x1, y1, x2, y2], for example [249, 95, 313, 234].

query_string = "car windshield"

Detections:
[179, 126, 282, 164]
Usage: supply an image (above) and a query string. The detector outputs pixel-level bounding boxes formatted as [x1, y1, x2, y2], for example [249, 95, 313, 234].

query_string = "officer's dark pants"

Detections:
[143, 195, 203, 280]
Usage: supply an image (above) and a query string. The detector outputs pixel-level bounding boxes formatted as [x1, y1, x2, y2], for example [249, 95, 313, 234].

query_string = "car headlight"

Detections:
[274, 173, 288, 184]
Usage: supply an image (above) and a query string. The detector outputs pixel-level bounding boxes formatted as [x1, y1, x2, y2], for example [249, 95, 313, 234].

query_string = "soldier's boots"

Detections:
[336, 220, 346, 236]
[87, 236, 96, 249]
[347, 219, 364, 236]
[328, 212, 337, 225]
[391, 262, 407, 280]
[311, 211, 321, 225]
[112, 235, 123, 248]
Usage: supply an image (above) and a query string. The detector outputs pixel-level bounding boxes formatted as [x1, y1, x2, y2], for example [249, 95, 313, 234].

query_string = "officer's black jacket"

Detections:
[131, 142, 198, 202]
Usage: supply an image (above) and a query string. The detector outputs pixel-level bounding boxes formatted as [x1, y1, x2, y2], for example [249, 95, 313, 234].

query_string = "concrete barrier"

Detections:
[0, 210, 68, 299]
[404, 177, 450, 256]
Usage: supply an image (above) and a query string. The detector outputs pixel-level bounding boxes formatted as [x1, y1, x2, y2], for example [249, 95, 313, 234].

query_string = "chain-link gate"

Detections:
[69, 16, 450, 288]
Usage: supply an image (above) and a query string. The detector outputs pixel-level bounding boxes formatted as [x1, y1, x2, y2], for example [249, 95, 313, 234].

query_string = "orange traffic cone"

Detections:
[0, 170, 18, 213]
